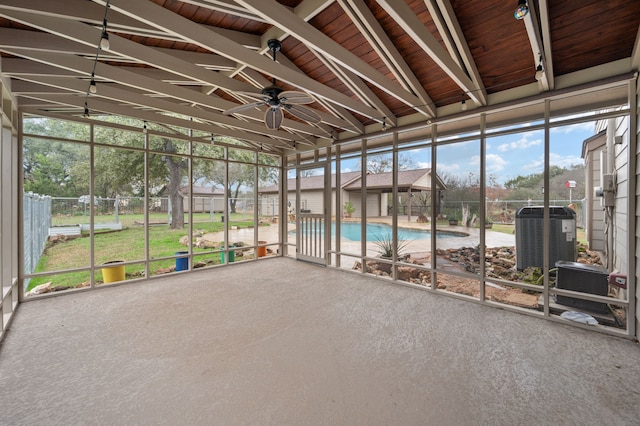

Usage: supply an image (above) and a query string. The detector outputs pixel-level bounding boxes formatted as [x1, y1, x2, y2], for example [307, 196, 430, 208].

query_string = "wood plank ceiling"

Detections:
[0, 0, 639, 153]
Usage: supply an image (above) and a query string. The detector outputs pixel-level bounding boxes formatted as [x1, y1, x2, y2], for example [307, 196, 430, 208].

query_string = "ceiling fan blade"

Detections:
[223, 101, 265, 115]
[264, 107, 283, 129]
[279, 91, 314, 104]
[283, 104, 321, 124]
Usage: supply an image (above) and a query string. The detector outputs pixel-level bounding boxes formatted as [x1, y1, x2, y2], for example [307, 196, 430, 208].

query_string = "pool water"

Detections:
[295, 222, 464, 242]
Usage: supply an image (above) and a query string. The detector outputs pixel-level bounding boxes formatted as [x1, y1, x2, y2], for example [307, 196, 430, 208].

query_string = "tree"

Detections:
[194, 142, 278, 214]
[356, 153, 416, 173]
[23, 138, 89, 197]
[158, 139, 188, 229]
[503, 165, 585, 201]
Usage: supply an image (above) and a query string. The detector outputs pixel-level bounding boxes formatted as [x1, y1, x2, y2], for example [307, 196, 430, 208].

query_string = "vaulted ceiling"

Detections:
[1, 0, 639, 153]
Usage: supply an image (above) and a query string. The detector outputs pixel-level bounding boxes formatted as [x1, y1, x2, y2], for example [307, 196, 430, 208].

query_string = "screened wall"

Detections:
[286, 80, 636, 339]
[2, 78, 638, 342]
[20, 114, 282, 296]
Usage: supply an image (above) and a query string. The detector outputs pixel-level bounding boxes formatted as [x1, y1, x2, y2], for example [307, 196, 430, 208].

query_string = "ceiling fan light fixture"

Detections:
[265, 107, 283, 130]
[223, 39, 321, 128]
[514, 0, 529, 20]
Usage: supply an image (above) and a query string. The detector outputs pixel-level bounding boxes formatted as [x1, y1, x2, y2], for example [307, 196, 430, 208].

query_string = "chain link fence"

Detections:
[23, 193, 51, 288]
[439, 199, 584, 227]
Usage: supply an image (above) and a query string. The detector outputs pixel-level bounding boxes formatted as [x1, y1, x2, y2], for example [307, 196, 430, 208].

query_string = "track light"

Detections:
[89, 74, 97, 94]
[514, 0, 529, 20]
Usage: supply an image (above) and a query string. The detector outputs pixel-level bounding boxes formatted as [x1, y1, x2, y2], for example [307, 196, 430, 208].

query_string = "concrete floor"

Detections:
[1, 257, 639, 425]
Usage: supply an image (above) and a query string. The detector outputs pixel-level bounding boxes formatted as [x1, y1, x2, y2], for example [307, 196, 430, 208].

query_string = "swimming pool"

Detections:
[293, 222, 465, 242]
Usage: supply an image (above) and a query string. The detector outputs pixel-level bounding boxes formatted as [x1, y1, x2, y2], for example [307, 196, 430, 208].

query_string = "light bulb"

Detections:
[89, 78, 97, 94]
[100, 31, 110, 50]
[461, 100, 467, 111]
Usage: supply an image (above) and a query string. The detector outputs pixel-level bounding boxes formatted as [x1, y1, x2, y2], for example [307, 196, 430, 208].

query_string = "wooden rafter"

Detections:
[430, 0, 487, 106]
[341, 0, 436, 117]
[105, 0, 382, 121]
[375, 0, 481, 106]
[235, 0, 432, 118]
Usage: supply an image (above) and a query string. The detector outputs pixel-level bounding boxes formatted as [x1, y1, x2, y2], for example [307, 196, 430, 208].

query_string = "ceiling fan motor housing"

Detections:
[262, 86, 284, 106]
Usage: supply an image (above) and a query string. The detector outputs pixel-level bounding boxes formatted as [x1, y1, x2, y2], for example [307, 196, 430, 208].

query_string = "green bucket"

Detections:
[221, 250, 235, 263]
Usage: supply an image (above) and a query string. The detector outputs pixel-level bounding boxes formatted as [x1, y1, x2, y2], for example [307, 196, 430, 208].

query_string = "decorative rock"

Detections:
[26, 282, 52, 296]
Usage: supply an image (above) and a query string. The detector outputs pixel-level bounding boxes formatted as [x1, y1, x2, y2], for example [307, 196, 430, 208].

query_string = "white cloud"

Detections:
[520, 153, 583, 173]
[436, 163, 460, 172]
[486, 154, 507, 173]
[497, 136, 542, 152]
[417, 161, 431, 169]
[550, 153, 583, 168]
[523, 159, 543, 172]
[469, 154, 506, 173]
[550, 121, 595, 134]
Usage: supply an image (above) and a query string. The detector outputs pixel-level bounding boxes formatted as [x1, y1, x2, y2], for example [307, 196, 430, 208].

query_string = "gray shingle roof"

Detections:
[260, 169, 445, 193]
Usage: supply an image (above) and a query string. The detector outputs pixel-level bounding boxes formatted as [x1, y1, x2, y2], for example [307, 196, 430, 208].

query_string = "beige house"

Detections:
[262, 169, 446, 219]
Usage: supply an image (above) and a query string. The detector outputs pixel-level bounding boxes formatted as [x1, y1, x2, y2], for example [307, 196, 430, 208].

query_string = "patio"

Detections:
[1, 257, 638, 424]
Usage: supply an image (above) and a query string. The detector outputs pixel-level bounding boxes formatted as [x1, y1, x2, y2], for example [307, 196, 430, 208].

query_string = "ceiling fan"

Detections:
[223, 39, 321, 130]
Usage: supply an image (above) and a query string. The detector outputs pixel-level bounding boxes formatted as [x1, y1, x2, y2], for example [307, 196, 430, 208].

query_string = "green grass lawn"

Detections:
[28, 214, 260, 291]
[51, 212, 252, 227]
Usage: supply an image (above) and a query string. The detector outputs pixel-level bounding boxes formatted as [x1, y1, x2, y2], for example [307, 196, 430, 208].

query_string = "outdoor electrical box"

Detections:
[515, 206, 577, 270]
[555, 261, 609, 314]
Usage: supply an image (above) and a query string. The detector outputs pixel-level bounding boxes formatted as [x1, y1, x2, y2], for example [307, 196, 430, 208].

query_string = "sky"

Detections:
[333, 120, 597, 187]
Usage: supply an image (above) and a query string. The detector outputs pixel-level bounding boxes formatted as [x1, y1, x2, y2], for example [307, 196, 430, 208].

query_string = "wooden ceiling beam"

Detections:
[10, 76, 299, 145]
[0, 0, 261, 48]
[537, 0, 554, 90]
[259, 0, 335, 49]
[172, 0, 267, 23]
[268, 55, 364, 133]
[183, 0, 351, 133]
[314, 51, 396, 127]
[520, 0, 551, 91]
[374, 0, 481, 106]
[0, 11, 256, 93]
[0, 47, 322, 137]
[236, 0, 431, 118]
[1, 58, 84, 77]
[341, 0, 436, 117]
[0, 27, 236, 73]
[106, 0, 381, 121]
[431, 0, 487, 106]
[19, 90, 286, 148]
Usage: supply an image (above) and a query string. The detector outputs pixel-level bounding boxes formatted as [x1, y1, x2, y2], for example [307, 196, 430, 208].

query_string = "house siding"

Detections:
[583, 133, 606, 251]
[348, 192, 379, 218]
[613, 116, 629, 276]
[635, 86, 640, 338]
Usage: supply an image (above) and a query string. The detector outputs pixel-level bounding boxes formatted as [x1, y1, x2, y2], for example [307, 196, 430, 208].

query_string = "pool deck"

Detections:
[204, 215, 515, 260]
